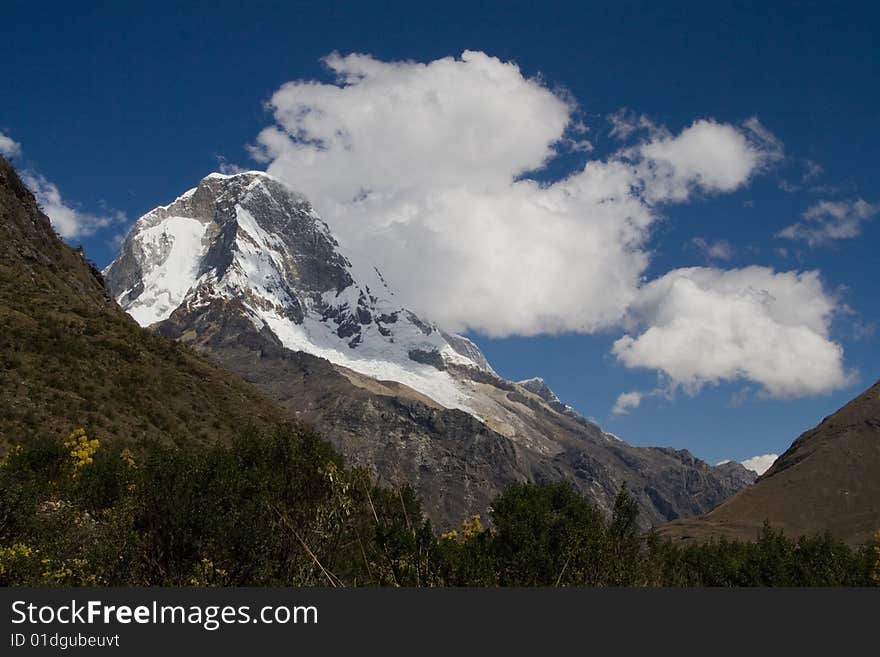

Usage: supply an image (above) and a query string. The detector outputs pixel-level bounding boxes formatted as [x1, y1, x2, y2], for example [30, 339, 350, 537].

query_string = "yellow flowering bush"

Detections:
[64, 427, 99, 473]
[39, 557, 100, 586]
[319, 460, 352, 517]
[1, 444, 23, 466]
[0, 542, 35, 579]
[188, 558, 229, 587]
[461, 514, 484, 539]
[120, 448, 136, 468]
[441, 514, 484, 543]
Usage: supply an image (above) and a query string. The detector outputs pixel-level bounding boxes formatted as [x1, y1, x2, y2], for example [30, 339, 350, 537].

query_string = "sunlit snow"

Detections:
[108, 172, 488, 413]
[126, 216, 209, 325]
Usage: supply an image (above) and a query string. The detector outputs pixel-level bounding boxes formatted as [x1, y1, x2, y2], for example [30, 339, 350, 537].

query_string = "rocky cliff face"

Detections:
[106, 170, 756, 529]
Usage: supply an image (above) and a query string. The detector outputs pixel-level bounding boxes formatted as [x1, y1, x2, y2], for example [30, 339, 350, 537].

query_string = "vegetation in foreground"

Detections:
[1, 425, 877, 587]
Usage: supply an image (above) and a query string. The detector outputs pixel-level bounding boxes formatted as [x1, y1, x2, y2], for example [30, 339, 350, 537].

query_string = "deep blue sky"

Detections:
[2, 1, 877, 465]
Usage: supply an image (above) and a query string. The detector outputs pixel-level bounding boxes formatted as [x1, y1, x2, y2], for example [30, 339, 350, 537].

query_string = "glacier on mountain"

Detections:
[104, 171, 496, 413]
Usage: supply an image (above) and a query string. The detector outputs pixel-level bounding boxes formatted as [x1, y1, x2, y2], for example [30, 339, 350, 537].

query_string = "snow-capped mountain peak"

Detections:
[105, 171, 494, 411]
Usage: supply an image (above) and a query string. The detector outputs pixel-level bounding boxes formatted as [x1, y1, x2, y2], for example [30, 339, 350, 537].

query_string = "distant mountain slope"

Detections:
[0, 156, 288, 449]
[106, 170, 755, 529]
[659, 380, 880, 546]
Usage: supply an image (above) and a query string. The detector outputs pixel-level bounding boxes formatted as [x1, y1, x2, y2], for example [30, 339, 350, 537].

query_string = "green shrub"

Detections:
[0, 426, 875, 587]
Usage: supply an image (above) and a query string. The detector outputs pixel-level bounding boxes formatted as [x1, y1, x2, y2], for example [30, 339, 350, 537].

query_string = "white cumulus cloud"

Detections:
[247, 51, 848, 403]
[252, 51, 780, 338]
[612, 267, 852, 397]
[777, 198, 878, 246]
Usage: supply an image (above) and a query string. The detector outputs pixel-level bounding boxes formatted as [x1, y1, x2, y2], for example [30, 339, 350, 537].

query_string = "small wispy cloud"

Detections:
[215, 155, 249, 175]
[688, 237, 735, 261]
[611, 386, 668, 415]
[778, 158, 823, 193]
[607, 108, 658, 141]
[777, 158, 857, 196]
[851, 320, 876, 341]
[777, 198, 878, 247]
[0, 130, 22, 158]
[802, 159, 823, 182]
[728, 386, 755, 407]
[1, 132, 126, 240]
[612, 391, 645, 415]
[21, 171, 126, 240]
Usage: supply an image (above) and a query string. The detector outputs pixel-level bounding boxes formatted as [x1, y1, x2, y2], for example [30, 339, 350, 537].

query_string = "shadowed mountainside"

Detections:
[659, 380, 880, 546]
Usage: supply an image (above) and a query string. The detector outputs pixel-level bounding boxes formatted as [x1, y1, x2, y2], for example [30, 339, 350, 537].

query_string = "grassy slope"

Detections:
[659, 380, 880, 546]
[0, 156, 288, 451]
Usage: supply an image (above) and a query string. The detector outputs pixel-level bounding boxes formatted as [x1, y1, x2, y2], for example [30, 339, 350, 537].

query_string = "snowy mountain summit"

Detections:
[104, 171, 495, 411]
